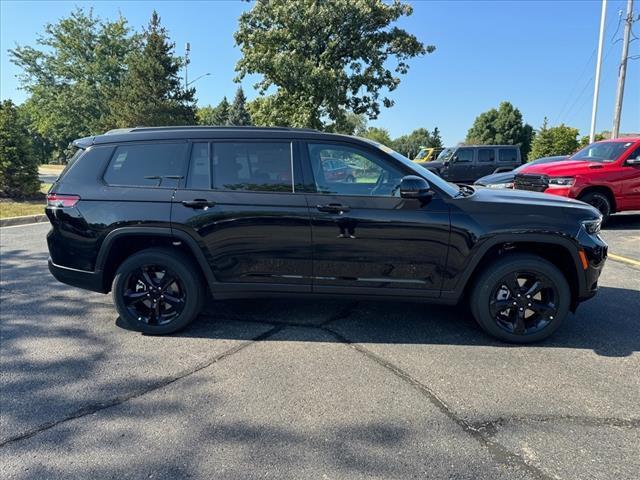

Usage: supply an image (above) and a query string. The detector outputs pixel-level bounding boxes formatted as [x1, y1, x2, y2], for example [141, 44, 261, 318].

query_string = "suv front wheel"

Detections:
[112, 248, 205, 334]
[470, 253, 570, 343]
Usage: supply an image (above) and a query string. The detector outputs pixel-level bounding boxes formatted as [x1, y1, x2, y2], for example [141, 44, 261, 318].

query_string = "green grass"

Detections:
[0, 200, 45, 219]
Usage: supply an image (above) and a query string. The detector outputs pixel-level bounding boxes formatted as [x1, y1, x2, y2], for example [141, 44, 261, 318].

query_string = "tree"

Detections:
[466, 102, 533, 159]
[108, 11, 195, 128]
[0, 100, 40, 198]
[234, 0, 433, 129]
[529, 118, 579, 159]
[228, 87, 252, 126]
[392, 127, 441, 158]
[9, 8, 135, 161]
[196, 97, 230, 126]
[579, 132, 607, 148]
[330, 112, 368, 135]
[361, 127, 392, 146]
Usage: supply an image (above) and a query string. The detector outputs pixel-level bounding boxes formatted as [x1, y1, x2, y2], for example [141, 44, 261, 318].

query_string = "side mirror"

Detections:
[626, 157, 640, 166]
[400, 175, 433, 200]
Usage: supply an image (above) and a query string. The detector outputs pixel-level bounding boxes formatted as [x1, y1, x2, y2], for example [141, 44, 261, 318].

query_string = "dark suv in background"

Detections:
[47, 127, 607, 343]
[424, 145, 522, 183]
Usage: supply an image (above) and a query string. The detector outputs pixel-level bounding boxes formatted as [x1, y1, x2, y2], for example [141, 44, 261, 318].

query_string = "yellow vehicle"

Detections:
[413, 147, 444, 163]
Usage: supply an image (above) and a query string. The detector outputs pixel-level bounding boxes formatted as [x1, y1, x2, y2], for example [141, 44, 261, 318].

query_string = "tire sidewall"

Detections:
[112, 249, 203, 335]
[471, 254, 570, 343]
[581, 192, 611, 222]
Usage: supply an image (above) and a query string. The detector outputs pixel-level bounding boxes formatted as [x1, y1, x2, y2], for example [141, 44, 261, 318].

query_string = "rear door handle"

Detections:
[316, 203, 350, 214]
[182, 199, 216, 209]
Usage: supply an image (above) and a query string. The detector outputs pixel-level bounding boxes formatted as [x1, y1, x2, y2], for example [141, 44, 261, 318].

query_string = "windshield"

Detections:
[414, 148, 428, 160]
[369, 142, 460, 197]
[436, 147, 455, 162]
[570, 141, 634, 163]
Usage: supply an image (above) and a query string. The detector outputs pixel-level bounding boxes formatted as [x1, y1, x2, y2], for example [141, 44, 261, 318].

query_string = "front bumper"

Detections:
[575, 229, 608, 303]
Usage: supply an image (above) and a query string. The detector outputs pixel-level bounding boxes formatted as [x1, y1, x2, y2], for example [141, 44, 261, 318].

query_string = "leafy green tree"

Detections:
[9, 8, 135, 161]
[228, 87, 252, 126]
[196, 98, 231, 126]
[196, 105, 217, 125]
[234, 0, 433, 129]
[466, 101, 533, 159]
[529, 118, 580, 159]
[392, 127, 440, 158]
[579, 133, 607, 148]
[329, 112, 368, 135]
[0, 100, 40, 198]
[109, 11, 195, 128]
[361, 127, 392, 146]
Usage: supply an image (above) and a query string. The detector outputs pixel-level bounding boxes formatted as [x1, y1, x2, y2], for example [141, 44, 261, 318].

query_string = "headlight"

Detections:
[547, 177, 575, 188]
[486, 182, 514, 189]
[581, 218, 602, 234]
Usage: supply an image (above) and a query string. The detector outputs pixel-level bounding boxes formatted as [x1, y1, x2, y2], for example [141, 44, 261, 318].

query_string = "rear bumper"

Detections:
[48, 258, 107, 294]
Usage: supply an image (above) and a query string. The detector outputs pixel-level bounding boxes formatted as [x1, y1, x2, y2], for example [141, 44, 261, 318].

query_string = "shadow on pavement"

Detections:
[602, 212, 640, 230]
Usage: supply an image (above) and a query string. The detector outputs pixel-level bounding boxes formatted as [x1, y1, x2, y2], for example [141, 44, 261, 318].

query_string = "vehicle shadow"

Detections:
[166, 284, 640, 358]
[603, 212, 640, 230]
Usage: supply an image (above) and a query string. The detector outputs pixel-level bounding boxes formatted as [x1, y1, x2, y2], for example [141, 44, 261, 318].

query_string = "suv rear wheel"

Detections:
[112, 248, 205, 334]
[470, 253, 570, 343]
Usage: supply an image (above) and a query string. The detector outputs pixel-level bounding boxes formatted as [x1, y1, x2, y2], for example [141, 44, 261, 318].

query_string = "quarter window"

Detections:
[478, 149, 496, 163]
[499, 148, 518, 162]
[307, 143, 404, 196]
[212, 142, 293, 192]
[104, 143, 187, 187]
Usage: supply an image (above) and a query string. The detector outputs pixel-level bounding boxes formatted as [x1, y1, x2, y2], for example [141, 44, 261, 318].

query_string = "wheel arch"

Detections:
[448, 235, 584, 311]
[577, 185, 617, 213]
[96, 227, 215, 293]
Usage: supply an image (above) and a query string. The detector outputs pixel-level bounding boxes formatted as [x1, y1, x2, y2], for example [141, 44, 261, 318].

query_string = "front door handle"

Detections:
[316, 203, 350, 214]
[182, 199, 216, 209]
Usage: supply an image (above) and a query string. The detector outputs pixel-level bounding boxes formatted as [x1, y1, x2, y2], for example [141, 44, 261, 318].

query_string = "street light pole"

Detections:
[612, 0, 634, 139]
[590, 0, 607, 144]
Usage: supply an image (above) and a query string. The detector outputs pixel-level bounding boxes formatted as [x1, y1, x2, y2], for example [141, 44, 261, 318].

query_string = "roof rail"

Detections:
[123, 125, 320, 133]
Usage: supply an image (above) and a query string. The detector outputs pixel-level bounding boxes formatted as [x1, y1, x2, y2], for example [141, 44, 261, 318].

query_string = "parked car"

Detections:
[413, 147, 444, 163]
[321, 157, 356, 183]
[514, 138, 640, 222]
[46, 127, 606, 343]
[475, 156, 569, 188]
[423, 145, 522, 183]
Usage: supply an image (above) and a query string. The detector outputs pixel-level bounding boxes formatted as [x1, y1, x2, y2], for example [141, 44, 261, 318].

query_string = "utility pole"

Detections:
[612, 0, 634, 139]
[590, 0, 608, 143]
[184, 42, 191, 90]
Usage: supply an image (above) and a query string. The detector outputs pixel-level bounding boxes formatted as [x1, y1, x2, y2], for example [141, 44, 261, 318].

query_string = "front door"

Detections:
[619, 144, 640, 210]
[446, 147, 474, 183]
[303, 141, 450, 297]
[171, 140, 312, 293]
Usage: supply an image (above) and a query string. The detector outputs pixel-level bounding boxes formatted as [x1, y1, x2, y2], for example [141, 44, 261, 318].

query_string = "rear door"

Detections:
[171, 140, 313, 293]
[476, 148, 497, 178]
[618, 144, 640, 210]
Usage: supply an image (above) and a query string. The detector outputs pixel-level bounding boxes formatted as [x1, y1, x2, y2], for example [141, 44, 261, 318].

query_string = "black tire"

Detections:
[112, 248, 205, 335]
[470, 253, 570, 343]
[579, 191, 611, 223]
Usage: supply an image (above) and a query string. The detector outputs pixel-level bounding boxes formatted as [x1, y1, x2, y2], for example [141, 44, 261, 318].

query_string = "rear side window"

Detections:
[499, 148, 518, 162]
[104, 143, 187, 187]
[478, 148, 496, 162]
[455, 148, 473, 162]
[212, 142, 293, 192]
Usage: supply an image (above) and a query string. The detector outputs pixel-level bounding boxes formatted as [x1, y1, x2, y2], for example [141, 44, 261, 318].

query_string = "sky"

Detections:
[1, 0, 639, 146]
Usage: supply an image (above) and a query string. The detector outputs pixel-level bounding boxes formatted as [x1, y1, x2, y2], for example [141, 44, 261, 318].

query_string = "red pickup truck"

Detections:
[514, 137, 640, 221]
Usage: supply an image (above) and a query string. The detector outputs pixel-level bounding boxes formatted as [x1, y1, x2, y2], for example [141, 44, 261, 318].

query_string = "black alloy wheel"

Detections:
[113, 248, 204, 334]
[122, 265, 186, 326]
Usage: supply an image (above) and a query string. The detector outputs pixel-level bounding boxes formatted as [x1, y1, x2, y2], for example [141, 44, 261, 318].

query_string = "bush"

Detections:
[0, 100, 40, 198]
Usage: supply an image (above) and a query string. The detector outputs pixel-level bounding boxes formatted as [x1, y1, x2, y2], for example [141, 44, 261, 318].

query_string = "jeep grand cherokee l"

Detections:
[46, 127, 607, 343]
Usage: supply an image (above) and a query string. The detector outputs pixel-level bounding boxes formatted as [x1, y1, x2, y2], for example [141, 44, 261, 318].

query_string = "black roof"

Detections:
[73, 126, 364, 148]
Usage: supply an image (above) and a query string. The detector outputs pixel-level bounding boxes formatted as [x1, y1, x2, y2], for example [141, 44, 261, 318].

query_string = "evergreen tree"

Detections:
[0, 100, 40, 198]
[211, 97, 230, 126]
[430, 127, 443, 149]
[109, 11, 195, 127]
[530, 118, 579, 160]
[228, 87, 252, 126]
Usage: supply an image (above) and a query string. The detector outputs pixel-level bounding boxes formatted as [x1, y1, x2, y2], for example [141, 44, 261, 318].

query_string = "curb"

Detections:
[0, 214, 48, 228]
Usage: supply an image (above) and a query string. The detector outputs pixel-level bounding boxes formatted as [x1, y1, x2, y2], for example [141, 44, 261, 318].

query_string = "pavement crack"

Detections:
[323, 326, 556, 480]
[471, 415, 640, 437]
[0, 324, 283, 449]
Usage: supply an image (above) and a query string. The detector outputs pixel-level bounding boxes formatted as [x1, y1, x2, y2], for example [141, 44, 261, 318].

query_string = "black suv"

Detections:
[46, 127, 607, 343]
[423, 145, 522, 183]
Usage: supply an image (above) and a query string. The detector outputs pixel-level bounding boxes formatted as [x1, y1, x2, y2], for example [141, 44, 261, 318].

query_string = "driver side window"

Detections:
[307, 143, 404, 196]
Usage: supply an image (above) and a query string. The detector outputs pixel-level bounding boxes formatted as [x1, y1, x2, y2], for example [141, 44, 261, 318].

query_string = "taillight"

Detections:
[47, 193, 80, 208]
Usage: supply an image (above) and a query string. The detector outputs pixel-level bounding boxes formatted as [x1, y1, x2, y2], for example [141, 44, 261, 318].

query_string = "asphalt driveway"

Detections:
[1, 217, 639, 479]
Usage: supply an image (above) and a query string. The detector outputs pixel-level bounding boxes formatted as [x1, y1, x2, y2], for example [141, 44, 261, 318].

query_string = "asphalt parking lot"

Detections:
[1, 215, 639, 480]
